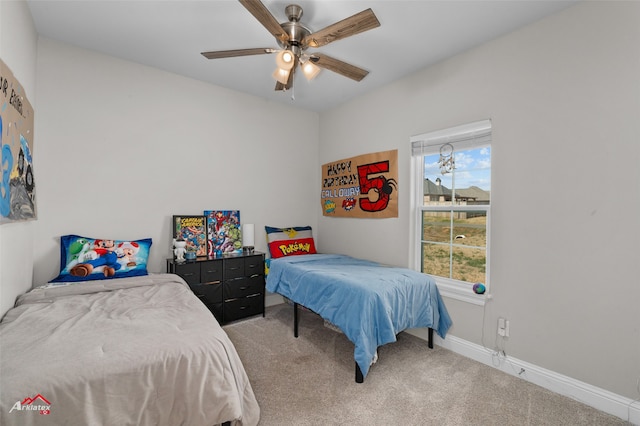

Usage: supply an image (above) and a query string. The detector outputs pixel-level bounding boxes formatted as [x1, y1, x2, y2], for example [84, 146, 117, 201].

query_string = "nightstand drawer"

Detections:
[189, 281, 223, 304]
[223, 294, 262, 323]
[224, 258, 245, 279]
[174, 262, 200, 285]
[224, 275, 264, 300]
[197, 299, 223, 323]
[201, 260, 223, 283]
[244, 256, 264, 276]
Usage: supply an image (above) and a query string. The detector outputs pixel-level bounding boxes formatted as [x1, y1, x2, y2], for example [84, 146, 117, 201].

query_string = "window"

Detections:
[410, 120, 491, 304]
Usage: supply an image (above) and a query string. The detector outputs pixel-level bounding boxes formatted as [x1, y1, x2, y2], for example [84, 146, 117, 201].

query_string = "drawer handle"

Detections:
[239, 286, 248, 290]
[205, 270, 219, 273]
[229, 267, 240, 271]
[184, 273, 195, 277]
[204, 281, 221, 285]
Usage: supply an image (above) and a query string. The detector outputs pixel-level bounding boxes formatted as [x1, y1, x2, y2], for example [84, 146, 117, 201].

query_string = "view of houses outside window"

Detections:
[420, 146, 491, 285]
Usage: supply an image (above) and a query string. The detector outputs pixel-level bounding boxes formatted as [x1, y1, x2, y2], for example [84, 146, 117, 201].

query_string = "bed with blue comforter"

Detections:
[266, 254, 452, 382]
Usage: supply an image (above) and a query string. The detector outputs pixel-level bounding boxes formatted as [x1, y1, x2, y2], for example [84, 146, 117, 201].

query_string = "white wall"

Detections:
[318, 1, 640, 400]
[0, 0, 38, 316]
[30, 38, 319, 288]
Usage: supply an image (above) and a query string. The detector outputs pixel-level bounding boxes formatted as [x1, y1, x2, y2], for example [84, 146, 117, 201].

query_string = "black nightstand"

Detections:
[167, 252, 265, 324]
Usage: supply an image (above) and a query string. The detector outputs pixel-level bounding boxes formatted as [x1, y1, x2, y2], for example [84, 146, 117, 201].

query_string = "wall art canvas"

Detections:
[321, 149, 398, 218]
[204, 210, 242, 257]
[1, 59, 36, 224]
[172, 215, 207, 257]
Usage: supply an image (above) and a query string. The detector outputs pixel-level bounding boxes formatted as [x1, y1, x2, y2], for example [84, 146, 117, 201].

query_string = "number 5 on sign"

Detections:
[358, 161, 397, 212]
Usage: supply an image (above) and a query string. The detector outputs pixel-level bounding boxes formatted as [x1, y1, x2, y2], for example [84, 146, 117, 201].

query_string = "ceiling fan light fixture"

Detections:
[202, 2, 381, 92]
[273, 67, 290, 84]
[275, 50, 295, 70]
[301, 61, 321, 81]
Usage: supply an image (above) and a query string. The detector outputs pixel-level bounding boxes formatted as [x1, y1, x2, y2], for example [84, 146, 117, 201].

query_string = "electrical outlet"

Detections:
[498, 317, 509, 337]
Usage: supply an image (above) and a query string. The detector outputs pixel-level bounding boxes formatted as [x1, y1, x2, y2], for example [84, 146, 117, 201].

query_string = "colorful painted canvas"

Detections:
[1, 59, 37, 224]
[204, 210, 242, 257]
[172, 215, 207, 257]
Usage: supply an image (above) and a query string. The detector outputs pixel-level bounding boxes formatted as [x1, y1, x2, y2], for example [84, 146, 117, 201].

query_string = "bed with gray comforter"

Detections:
[0, 273, 259, 426]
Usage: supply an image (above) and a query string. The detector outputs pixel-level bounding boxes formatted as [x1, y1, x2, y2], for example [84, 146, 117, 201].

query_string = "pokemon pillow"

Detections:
[265, 226, 317, 259]
[50, 234, 152, 283]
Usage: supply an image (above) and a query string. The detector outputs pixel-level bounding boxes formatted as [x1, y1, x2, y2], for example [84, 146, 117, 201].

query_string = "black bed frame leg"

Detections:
[294, 302, 299, 338]
[292, 301, 365, 383]
[428, 327, 434, 349]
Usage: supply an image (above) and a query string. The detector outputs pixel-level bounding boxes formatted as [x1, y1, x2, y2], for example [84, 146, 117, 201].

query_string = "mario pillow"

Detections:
[50, 234, 152, 283]
[265, 226, 317, 259]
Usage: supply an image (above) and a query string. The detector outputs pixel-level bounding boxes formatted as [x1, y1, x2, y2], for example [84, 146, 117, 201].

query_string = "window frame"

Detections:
[410, 120, 492, 306]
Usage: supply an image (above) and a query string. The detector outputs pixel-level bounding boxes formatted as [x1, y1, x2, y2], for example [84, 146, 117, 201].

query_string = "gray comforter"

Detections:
[0, 274, 260, 426]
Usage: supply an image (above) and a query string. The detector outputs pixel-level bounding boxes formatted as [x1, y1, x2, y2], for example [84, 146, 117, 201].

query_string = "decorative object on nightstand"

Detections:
[167, 251, 265, 324]
[204, 210, 242, 257]
[172, 215, 208, 257]
[242, 224, 255, 254]
[185, 246, 197, 261]
[173, 238, 187, 262]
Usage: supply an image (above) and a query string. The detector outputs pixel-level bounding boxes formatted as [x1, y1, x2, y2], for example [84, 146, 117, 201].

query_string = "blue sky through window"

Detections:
[424, 147, 491, 191]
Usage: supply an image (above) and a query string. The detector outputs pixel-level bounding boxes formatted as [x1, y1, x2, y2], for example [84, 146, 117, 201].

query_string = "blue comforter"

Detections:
[266, 254, 452, 378]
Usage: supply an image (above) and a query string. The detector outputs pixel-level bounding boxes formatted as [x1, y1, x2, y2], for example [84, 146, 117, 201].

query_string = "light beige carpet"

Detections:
[224, 304, 628, 425]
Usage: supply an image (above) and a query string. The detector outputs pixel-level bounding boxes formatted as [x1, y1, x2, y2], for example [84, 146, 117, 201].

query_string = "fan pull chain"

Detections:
[291, 74, 295, 101]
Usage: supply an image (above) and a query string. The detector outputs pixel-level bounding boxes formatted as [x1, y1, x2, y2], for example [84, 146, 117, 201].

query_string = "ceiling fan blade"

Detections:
[201, 48, 276, 59]
[304, 8, 380, 48]
[311, 53, 369, 82]
[239, 0, 289, 43]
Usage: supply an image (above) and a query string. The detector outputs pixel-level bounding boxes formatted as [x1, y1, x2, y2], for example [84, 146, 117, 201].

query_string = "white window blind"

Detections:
[411, 119, 492, 157]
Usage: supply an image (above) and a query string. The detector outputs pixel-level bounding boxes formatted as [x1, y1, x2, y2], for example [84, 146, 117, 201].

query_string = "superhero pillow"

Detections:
[265, 226, 317, 259]
[50, 234, 152, 283]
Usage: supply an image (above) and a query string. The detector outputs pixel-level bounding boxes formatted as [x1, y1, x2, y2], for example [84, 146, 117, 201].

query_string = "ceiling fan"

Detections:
[201, 0, 381, 92]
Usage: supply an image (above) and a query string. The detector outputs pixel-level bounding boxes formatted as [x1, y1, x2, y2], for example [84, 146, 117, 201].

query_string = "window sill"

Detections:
[433, 277, 489, 306]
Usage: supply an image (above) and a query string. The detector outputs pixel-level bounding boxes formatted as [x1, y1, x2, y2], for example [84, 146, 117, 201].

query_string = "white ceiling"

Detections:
[26, 0, 578, 112]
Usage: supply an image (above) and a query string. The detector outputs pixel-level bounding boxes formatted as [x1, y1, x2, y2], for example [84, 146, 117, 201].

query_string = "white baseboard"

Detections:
[422, 332, 640, 425]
